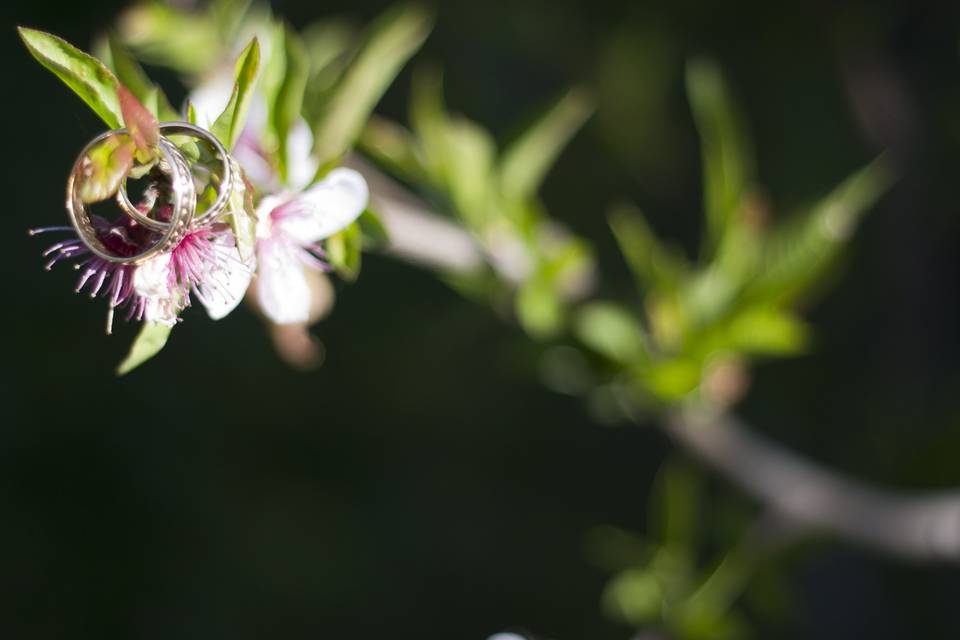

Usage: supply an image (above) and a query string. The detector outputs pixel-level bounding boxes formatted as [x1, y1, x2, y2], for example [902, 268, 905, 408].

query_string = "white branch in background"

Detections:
[355, 155, 960, 563]
[347, 155, 486, 273]
[669, 410, 960, 562]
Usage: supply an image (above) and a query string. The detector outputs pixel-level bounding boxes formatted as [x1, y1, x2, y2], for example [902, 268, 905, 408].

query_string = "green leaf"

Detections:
[442, 116, 497, 227]
[410, 66, 450, 178]
[609, 204, 690, 293]
[742, 157, 893, 306]
[516, 277, 562, 338]
[358, 115, 425, 181]
[686, 59, 754, 255]
[499, 87, 594, 200]
[272, 25, 310, 182]
[211, 38, 261, 150]
[106, 36, 179, 121]
[722, 307, 809, 356]
[358, 208, 390, 246]
[116, 3, 220, 75]
[311, 3, 432, 166]
[118, 85, 159, 160]
[651, 460, 702, 551]
[326, 221, 363, 281]
[116, 322, 172, 375]
[227, 168, 257, 263]
[18, 27, 122, 128]
[574, 302, 647, 365]
[78, 134, 135, 203]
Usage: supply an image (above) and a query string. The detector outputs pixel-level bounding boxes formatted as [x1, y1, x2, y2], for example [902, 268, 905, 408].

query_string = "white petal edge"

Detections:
[256, 240, 312, 325]
[273, 168, 369, 245]
[200, 245, 254, 321]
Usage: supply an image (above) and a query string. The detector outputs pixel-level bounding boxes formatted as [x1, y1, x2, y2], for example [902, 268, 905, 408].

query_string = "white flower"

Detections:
[133, 223, 253, 324]
[254, 168, 368, 324]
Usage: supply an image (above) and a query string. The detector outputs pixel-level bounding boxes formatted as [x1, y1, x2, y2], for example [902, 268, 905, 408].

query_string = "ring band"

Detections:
[117, 122, 234, 231]
[66, 130, 196, 265]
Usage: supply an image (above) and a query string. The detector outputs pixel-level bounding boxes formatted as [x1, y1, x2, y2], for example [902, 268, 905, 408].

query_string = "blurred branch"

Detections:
[346, 154, 487, 273]
[350, 156, 960, 564]
[668, 409, 960, 562]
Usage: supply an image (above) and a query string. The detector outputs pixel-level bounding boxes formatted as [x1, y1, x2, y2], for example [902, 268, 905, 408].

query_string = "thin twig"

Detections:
[667, 409, 960, 562]
[356, 157, 960, 562]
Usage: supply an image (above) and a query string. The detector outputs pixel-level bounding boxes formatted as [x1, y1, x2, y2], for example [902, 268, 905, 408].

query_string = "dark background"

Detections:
[3, 0, 960, 637]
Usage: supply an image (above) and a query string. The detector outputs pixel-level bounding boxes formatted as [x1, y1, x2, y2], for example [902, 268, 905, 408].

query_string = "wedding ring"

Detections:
[66, 130, 196, 265]
[117, 121, 234, 231]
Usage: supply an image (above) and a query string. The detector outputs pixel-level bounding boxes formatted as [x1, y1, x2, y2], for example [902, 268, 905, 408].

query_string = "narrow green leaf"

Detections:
[18, 27, 122, 128]
[357, 208, 390, 246]
[227, 169, 257, 263]
[118, 85, 159, 159]
[116, 322, 172, 375]
[574, 302, 647, 365]
[116, 3, 220, 74]
[107, 35, 178, 121]
[499, 87, 594, 200]
[442, 116, 497, 227]
[516, 277, 562, 338]
[272, 25, 310, 182]
[686, 59, 754, 254]
[358, 115, 426, 181]
[211, 38, 261, 150]
[724, 307, 809, 356]
[609, 204, 690, 293]
[409, 66, 449, 179]
[743, 157, 894, 306]
[311, 3, 432, 166]
[326, 221, 363, 281]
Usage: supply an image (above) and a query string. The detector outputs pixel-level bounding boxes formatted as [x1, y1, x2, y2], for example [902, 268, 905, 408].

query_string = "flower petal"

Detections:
[256, 240, 312, 325]
[286, 119, 320, 192]
[133, 253, 172, 298]
[200, 244, 254, 320]
[273, 168, 369, 245]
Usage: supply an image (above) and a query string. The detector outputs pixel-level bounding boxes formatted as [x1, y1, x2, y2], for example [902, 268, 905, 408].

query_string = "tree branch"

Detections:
[667, 409, 960, 562]
[355, 156, 960, 563]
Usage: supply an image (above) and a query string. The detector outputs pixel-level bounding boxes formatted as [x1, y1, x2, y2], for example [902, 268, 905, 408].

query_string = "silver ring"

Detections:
[66, 130, 196, 265]
[117, 121, 234, 231]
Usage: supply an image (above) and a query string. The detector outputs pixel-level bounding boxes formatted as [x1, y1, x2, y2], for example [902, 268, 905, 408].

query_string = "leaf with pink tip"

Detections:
[118, 84, 159, 160]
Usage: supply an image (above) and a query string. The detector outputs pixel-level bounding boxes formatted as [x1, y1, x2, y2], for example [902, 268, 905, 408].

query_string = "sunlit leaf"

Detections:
[227, 169, 257, 263]
[18, 27, 122, 128]
[117, 3, 220, 74]
[106, 35, 178, 121]
[499, 87, 594, 199]
[443, 117, 497, 227]
[116, 322, 172, 375]
[211, 38, 261, 150]
[359, 115, 426, 181]
[574, 302, 647, 365]
[724, 307, 809, 356]
[358, 208, 390, 246]
[78, 135, 136, 203]
[742, 157, 893, 306]
[410, 66, 449, 178]
[326, 221, 363, 281]
[516, 277, 563, 338]
[118, 85, 158, 160]
[609, 204, 690, 293]
[311, 3, 432, 166]
[272, 25, 310, 182]
[686, 59, 754, 255]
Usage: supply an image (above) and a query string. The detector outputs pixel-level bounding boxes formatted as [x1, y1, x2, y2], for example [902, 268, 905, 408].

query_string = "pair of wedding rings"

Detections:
[66, 122, 236, 265]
